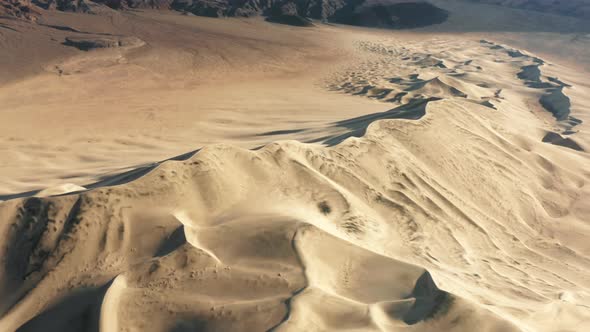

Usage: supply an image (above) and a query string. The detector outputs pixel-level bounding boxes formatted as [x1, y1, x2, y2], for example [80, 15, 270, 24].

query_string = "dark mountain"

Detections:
[2, 0, 453, 28]
[331, 1, 448, 28]
[1, 0, 40, 20]
[463, 0, 590, 19]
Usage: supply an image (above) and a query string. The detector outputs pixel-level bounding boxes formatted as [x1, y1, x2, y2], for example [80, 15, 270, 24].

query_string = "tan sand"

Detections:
[0, 3, 589, 332]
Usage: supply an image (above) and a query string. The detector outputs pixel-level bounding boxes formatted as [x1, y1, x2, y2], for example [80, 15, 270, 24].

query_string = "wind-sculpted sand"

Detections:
[1, 4, 590, 332]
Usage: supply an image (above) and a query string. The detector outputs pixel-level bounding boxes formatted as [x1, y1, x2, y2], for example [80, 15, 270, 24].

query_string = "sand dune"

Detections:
[1, 92, 589, 330]
[1, 3, 590, 332]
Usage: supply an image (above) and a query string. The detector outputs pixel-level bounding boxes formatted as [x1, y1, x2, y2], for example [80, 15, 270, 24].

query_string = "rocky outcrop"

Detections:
[5, 0, 588, 23]
[3, 0, 451, 29]
[29, 0, 350, 19]
[266, 2, 314, 26]
[330, 1, 449, 28]
[0, 0, 40, 20]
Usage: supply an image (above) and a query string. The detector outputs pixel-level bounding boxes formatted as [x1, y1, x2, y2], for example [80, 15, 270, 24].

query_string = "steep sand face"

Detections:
[0, 4, 590, 332]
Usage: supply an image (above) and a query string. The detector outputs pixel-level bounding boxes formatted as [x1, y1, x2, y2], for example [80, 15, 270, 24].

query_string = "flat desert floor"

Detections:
[0, 1, 589, 332]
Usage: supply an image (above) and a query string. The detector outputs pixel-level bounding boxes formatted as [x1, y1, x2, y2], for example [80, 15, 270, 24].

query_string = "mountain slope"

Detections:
[462, 0, 590, 19]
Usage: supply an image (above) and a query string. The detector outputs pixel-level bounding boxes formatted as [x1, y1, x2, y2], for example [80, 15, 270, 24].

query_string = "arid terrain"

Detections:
[0, 1, 589, 331]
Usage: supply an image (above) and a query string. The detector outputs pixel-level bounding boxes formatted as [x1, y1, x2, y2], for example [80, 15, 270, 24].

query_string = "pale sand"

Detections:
[0, 3, 589, 332]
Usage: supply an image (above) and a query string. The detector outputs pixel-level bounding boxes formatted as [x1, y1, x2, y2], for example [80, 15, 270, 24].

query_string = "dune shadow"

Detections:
[168, 319, 208, 332]
[85, 149, 200, 190]
[0, 149, 201, 202]
[85, 163, 158, 189]
[1, 196, 84, 316]
[542, 132, 584, 152]
[0, 23, 18, 32]
[257, 129, 306, 137]
[39, 24, 116, 36]
[16, 279, 114, 332]
[483, 40, 583, 133]
[318, 98, 436, 146]
[164, 149, 200, 162]
[154, 225, 187, 257]
[41, 24, 82, 33]
[403, 271, 452, 324]
[0, 189, 41, 201]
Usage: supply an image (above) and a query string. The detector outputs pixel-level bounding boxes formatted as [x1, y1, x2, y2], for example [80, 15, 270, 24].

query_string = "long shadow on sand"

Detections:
[84, 149, 200, 190]
[315, 97, 436, 146]
[0, 23, 18, 32]
[0, 149, 200, 201]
